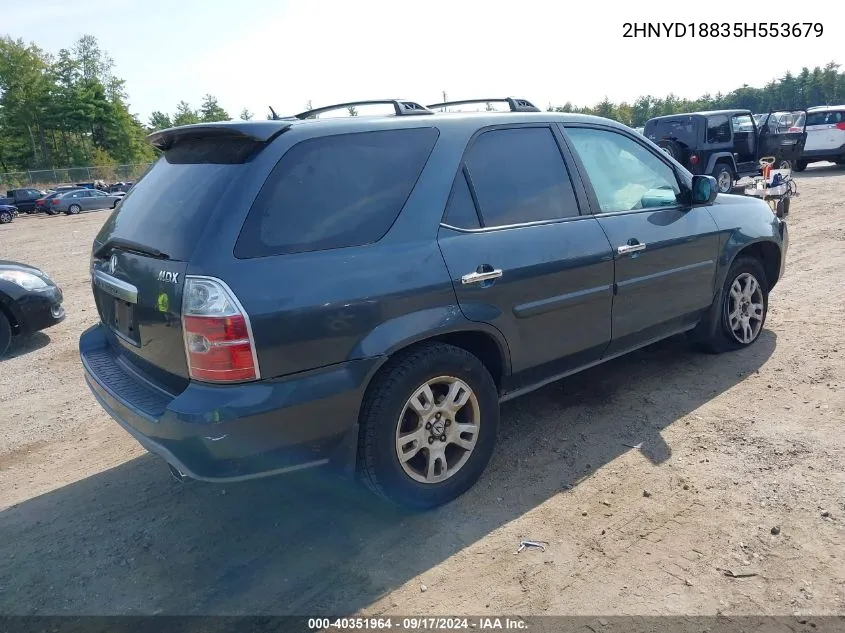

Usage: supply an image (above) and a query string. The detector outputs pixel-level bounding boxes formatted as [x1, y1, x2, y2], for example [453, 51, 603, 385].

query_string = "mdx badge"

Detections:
[157, 270, 179, 284]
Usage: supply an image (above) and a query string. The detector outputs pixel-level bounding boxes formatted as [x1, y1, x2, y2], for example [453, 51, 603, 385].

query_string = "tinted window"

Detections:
[443, 171, 481, 229]
[707, 115, 731, 143]
[463, 127, 579, 227]
[97, 137, 257, 261]
[236, 127, 439, 258]
[567, 127, 681, 214]
[806, 110, 845, 126]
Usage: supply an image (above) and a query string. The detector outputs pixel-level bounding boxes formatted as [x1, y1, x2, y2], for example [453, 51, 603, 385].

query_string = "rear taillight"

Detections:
[52, 199, 60, 205]
[836, 122, 845, 131]
[689, 154, 699, 166]
[182, 277, 259, 383]
[788, 126, 801, 133]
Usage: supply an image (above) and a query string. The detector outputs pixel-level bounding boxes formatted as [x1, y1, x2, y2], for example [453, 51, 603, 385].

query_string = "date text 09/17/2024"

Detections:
[308, 617, 528, 631]
[622, 22, 823, 38]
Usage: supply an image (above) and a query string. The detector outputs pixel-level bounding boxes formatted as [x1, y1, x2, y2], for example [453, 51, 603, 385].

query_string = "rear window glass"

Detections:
[806, 110, 845, 126]
[235, 127, 439, 258]
[644, 118, 698, 144]
[97, 140, 252, 261]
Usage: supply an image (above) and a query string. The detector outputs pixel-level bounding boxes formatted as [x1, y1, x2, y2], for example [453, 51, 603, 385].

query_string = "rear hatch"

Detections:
[90, 123, 289, 393]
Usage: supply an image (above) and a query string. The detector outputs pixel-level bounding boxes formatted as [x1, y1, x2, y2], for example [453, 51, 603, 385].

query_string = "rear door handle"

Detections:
[617, 243, 647, 256]
[461, 268, 503, 285]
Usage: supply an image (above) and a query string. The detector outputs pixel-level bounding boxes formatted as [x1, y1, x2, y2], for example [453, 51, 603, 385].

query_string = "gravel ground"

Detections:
[0, 167, 843, 617]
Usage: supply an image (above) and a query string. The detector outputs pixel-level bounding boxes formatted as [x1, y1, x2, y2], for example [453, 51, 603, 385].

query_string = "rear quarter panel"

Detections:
[185, 118, 503, 380]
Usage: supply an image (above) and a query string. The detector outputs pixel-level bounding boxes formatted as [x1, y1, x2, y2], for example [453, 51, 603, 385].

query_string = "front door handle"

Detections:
[461, 267, 503, 285]
[617, 243, 647, 256]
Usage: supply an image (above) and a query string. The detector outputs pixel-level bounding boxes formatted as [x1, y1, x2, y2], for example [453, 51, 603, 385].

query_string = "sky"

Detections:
[2, 0, 842, 123]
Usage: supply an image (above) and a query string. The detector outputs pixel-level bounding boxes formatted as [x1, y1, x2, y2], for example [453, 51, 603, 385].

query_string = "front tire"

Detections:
[357, 342, 499, 510]
[0, 210, 12, 224]
[691, 256, 769, 354]
[712, 163, 734, 194]
[67, 204, 81, 215]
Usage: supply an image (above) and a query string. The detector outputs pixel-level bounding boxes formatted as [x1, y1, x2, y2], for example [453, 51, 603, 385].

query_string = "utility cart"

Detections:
[738, 157, 799, 219]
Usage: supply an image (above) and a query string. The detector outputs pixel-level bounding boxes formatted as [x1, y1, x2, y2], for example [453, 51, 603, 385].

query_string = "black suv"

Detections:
[644, 109, 807, 194]
[80, 97, 788, 509]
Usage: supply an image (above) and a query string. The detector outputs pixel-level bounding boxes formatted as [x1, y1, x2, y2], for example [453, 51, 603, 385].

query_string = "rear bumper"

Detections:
[79, 323, 380, 482]
[801, 144, 845, 161]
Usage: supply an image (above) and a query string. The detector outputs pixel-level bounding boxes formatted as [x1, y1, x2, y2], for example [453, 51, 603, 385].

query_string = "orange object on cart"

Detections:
[762, 164, 772, 181]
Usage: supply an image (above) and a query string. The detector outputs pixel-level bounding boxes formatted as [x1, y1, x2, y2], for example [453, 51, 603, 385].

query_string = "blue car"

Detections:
[80, 97, 788, 509]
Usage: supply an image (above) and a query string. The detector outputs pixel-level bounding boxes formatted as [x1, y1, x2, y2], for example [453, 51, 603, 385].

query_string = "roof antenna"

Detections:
[268, 106, 279, 120]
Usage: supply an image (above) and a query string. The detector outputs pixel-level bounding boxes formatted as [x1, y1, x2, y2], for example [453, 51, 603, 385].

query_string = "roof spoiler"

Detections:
[147, 121, 292, 150]
[269, 99, 435, 121]
[425, 97, 541, 113]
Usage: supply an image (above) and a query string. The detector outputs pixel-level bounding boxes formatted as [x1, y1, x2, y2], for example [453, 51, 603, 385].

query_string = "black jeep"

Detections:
[644, 109, 807, 194]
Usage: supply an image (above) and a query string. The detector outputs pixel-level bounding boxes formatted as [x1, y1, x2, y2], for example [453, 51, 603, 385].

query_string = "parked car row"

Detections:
[644, 105, 845, 193]
[0, 186, 126, 217]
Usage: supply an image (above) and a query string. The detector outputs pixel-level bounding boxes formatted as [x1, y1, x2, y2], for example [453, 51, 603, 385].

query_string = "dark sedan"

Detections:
[0, 260, 65, 357]
[0, 205, 16, 224]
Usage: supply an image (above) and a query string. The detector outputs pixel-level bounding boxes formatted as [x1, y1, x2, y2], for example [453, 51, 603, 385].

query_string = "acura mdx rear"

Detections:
[79, 118, 441, 483]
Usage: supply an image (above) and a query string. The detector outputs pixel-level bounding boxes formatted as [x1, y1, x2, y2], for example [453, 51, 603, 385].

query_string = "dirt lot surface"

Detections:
[1, 168, 844, 618]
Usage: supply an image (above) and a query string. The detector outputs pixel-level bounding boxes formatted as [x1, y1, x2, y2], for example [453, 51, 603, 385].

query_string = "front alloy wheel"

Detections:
[396, 376, 480, 484]
[726, 272, 765, 345]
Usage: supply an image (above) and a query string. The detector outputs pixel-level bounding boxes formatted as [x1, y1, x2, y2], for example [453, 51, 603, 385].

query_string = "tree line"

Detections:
[548, 62, 845, 127]
[3, 31, 845, 175]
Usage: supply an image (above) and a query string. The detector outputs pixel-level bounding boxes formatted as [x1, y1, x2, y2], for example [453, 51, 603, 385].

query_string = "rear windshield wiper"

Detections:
[95, 237, 169, 260]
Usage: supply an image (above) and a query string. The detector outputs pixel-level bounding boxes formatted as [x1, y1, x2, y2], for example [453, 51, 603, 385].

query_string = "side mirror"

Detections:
[691, 175, 719, 205]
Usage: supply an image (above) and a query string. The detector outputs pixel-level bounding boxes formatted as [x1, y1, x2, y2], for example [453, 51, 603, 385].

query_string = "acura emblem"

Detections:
[109, 254, 117, 274]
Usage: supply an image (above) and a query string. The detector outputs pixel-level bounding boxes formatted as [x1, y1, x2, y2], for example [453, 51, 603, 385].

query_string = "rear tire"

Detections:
[794, 160, 808, 172]
[657, 139, 686, 162]
[712, 163, 734, 194]
[357, 342, 499, 510]
[0, 311, 11, 358]
[690, 256, 769, 354]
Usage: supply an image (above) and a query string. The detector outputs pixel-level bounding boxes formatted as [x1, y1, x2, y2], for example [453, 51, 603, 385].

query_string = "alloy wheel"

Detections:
[726, 272, 765, 344]
[395, 376, 481, 484]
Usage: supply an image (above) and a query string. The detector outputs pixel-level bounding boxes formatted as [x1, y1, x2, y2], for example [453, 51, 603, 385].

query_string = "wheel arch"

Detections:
[723, 239, 783, 293]
[356, 313, 512, 393]
[704, 152, 737, 175]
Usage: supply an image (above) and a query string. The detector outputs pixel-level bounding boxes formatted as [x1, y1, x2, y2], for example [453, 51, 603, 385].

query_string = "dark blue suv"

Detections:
[79, 97, 788, 509]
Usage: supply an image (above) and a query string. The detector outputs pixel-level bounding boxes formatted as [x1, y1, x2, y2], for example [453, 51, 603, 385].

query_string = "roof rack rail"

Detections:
[425, 97, 541, 113]
[270, 99, 435, 121]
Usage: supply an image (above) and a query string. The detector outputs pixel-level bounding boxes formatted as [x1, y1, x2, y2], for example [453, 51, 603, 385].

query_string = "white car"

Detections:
[796, 105, 845, 171]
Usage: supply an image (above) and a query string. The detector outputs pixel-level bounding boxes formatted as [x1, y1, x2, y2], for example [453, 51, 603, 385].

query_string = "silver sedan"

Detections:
[51, 189, 123, 215]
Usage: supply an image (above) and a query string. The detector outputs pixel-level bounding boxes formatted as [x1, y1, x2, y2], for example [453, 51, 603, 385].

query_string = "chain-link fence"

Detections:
[0, 164, 153, 190]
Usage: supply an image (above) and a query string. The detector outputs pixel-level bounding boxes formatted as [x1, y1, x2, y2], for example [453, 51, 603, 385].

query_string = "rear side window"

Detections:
[443, 170, 481, 229]
[707, 115, 731, 143]
[463, 127, 579, 227]
[806, 110, 845, 126]
[235, 127, 439, 258]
